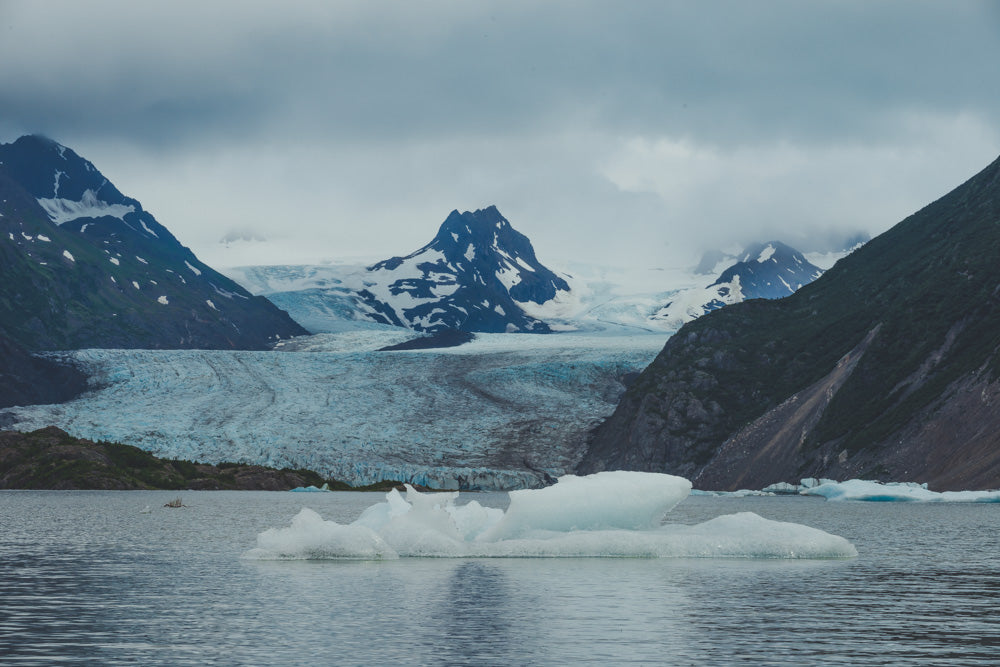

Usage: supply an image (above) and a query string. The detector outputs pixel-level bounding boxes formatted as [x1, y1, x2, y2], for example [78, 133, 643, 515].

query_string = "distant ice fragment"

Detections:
[760, 482, 800, 495]
[801, 479, 1000, 503]
[244, 472, 857, 560]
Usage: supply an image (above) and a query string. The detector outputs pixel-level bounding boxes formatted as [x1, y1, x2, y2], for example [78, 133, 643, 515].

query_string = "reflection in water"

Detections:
[2, 492, 1000, 665]
[437, 562, 520, 665]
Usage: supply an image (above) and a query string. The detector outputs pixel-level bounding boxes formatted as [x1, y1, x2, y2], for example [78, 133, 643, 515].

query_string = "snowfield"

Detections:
[4, 331, 666, 490]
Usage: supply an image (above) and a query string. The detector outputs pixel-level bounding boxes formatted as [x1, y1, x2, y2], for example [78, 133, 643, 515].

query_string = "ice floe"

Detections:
[798, 479, 1000, 503]
[244, 472, 857, 560]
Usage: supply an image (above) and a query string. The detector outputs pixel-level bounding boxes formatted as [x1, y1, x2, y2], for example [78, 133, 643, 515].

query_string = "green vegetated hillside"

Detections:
[0, 426, 407, 491]
[580, 153, 1000, 491]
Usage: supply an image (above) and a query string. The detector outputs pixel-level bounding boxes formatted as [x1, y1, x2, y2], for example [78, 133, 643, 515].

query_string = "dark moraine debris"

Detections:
[377, 328, 475, 351]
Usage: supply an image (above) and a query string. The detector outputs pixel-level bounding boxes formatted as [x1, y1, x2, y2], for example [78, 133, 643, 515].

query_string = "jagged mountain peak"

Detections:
[434, 205, 509, 238]
[1, 135, 118, 203]
[711, 240, 822, 301]
[359, 206, 569, 333]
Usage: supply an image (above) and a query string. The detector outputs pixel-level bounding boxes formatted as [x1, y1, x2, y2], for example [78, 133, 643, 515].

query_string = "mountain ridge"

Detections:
[579, 152, 1000, 490]
[0, 135, 307, 351]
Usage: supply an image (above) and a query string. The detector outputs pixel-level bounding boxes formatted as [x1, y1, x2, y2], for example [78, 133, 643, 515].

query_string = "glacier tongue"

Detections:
[3, 331, 665, 490]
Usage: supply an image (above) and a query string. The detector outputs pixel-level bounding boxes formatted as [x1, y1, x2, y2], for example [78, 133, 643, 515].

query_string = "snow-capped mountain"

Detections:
[358, 205, 571, 333]
[712, 241, 824, 300]
[228, 237, 838, 337]
[0, 135, 307, 350]
[228, 206, 573, 334]
[648, 241, 824, 328]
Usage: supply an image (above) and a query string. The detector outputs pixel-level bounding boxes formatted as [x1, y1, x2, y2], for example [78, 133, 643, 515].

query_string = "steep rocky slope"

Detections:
[0, 135, 306, 350]
[0, 336, 86, 411]
[580, 153, 1000, 490]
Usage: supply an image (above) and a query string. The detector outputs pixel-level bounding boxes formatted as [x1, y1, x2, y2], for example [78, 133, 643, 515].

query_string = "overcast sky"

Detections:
[2, 0, 999, 270]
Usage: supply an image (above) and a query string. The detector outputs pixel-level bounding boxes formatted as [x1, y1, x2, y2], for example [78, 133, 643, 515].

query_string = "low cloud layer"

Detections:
[2, 0, 998, 269]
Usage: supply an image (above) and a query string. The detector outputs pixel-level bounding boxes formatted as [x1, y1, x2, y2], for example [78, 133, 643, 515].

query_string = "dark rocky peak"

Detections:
[712, 241, 822, 300]
[359, 206, 570, 333]
[0, 135, 124, 203]
[431, 205, 515, 247]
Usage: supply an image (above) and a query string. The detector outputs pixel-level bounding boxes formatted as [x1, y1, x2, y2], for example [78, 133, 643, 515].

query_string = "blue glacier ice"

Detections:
[2, 331, 665, 490]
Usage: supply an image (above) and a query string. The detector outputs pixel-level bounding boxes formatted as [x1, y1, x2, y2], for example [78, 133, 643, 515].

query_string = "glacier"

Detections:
[3, 330, 665, 490]
[244, 471, 858, 559]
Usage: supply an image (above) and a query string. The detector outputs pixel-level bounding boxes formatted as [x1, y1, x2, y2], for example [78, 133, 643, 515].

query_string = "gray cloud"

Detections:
[1, 0, 999, 268]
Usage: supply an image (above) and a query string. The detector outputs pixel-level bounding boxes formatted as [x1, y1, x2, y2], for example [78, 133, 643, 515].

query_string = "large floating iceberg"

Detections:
[798, 479, 1000, 503]
[244, 471, 858, 560]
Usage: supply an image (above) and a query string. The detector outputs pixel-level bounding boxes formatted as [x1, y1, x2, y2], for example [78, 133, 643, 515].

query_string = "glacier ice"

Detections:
[2, 331, 664, 490]
[800, 479, 1000, 503]
[243, 471, 858, 560]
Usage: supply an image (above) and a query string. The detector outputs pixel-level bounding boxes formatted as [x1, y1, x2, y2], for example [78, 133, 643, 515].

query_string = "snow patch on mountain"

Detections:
[755, 244, 776, 262]
[37, 189, 135, 224]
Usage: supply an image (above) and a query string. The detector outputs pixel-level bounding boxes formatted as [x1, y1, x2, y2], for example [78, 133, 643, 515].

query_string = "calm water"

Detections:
[1, 491, 998, 665]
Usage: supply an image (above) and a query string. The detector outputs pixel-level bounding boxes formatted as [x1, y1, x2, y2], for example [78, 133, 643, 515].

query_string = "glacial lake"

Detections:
[1, 490, 997, 665]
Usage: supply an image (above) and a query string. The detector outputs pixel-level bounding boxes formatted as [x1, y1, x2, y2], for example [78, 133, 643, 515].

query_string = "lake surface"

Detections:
[1, 491, 998, 665]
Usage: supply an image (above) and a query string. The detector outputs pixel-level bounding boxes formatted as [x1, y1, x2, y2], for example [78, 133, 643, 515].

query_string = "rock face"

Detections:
[0, 335, 86, 411]
[357, 205, 571, 333]
[0, 135, 307, 351]
[580, 153, 1000, 491]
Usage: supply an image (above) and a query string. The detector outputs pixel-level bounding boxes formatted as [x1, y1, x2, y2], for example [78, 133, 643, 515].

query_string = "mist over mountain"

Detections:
[229, 225, 835, 337]
[580, 153, 1000, 491]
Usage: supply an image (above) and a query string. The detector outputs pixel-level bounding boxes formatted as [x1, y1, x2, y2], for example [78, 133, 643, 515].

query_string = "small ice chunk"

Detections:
[157, 295, 169, 305]
[62, 250, 75, 262]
